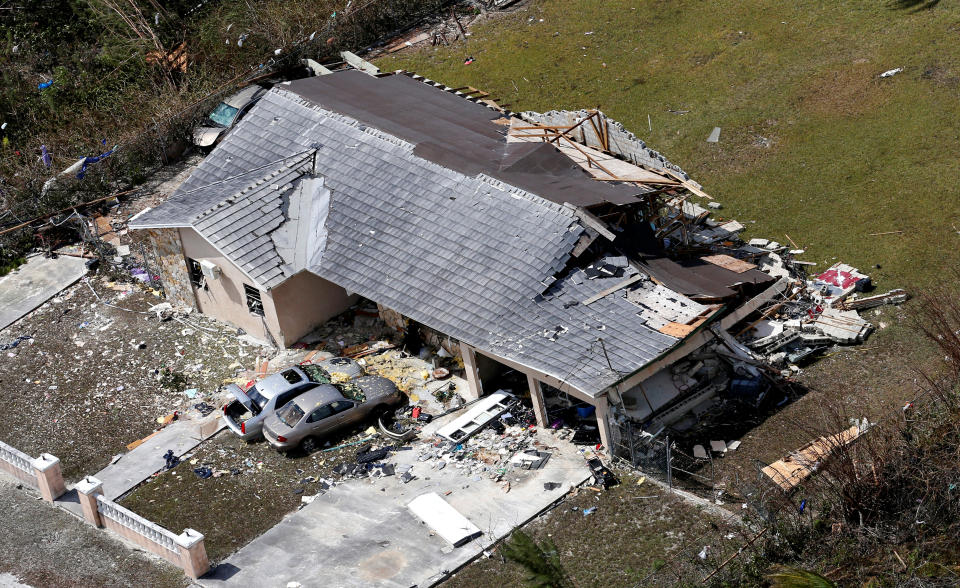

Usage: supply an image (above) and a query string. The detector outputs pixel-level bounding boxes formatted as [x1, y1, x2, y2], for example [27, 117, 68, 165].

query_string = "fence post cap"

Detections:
[75, 476, 103, 494]
[176, 528, 204, 548]
[31, 453, 60, 471]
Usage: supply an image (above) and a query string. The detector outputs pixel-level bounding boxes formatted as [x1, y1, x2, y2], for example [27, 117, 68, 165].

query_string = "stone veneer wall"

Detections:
[145, 228, 196, 309]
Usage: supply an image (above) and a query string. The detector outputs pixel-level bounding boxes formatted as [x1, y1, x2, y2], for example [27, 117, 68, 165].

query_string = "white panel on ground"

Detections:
[436, 390, 514, 442]
[408, 492, 482, 548]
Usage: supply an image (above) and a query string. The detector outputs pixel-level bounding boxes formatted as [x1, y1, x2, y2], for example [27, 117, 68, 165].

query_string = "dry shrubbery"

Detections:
[715, 287, 960, 586]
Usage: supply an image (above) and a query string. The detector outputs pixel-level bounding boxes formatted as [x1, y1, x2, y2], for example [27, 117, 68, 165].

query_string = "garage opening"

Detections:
[473, 351, 602, 447]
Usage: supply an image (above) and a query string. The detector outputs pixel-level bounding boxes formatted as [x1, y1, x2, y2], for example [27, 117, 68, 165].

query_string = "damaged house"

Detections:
[129, 69, 884, 456]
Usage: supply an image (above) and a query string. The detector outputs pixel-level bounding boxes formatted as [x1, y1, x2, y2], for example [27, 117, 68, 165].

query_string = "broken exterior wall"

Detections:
[378, 303, 407, 333]
[272, 271, 358, 346]
[376, 303, 463, 358]
[145, 228, 196, 309]
[178, 228, 284, 346]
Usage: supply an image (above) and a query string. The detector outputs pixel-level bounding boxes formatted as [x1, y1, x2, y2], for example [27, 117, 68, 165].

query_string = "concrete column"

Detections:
[595, 396, 613, 455]
[176, 529, 210, 579]
[526, 374, 548, 428]
[460, 345, 482, 401]
[75, 476, 104, 527]
[31, 454, 66, 503]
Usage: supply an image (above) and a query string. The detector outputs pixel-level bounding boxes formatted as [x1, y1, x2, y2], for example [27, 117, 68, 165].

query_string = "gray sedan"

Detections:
[222, 360, 362, 441]
[262, 376, 403, 453]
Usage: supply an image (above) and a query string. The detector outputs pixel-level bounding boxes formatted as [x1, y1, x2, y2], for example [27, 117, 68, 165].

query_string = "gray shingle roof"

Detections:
[130, 74, 698, 397]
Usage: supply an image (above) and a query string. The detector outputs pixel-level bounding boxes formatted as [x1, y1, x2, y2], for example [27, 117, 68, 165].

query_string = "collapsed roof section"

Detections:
[131, 74, 721, 397]
[518, 109, 696, 184]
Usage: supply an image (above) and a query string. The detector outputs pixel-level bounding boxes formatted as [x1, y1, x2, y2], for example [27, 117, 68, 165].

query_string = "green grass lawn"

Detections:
[382, 0, 960, 290]
[380, 2, 960, 583]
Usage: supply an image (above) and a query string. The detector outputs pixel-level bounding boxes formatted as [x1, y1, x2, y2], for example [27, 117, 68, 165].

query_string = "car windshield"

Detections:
[208, 102, 239, 127]
[246, 385, 269, 411]
[300, 364, 332, 384]
[277, 401, 305, 427]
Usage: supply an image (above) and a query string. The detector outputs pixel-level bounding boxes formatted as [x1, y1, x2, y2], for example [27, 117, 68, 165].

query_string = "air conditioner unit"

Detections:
[199, 259, 221, 281]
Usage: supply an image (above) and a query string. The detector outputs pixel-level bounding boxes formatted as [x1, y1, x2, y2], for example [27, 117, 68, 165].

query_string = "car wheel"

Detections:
[301, 437, 320, 455]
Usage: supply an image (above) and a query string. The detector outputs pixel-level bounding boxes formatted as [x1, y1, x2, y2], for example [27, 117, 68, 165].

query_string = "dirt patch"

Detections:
[798, 64, 890, 117]
[0, 477, 185, 588]
[0, 276, 267, 480]
[921, 63, 960, 88]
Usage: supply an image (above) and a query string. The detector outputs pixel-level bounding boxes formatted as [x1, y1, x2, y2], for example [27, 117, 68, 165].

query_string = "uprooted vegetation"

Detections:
[0, 0, 452, 254]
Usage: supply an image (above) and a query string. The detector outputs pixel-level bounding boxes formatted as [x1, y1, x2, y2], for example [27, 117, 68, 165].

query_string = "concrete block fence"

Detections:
[0, 440, 208, 579]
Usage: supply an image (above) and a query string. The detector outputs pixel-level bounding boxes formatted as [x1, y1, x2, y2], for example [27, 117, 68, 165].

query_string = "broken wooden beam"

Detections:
[581, 274, 643, 305]
[566, 204, 617, 241]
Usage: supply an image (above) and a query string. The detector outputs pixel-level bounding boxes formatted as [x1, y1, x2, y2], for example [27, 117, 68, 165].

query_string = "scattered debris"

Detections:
[880, 67, 903, 78]
[706, 127, 721, 143]
[163, 449, 180, 470]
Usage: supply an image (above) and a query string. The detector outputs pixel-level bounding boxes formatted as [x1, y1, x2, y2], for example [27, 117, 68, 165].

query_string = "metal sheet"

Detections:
[408, 492, 482, 547]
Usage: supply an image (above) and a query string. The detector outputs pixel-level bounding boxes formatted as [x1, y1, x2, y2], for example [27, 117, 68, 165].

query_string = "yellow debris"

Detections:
[329, 371, 352, 383]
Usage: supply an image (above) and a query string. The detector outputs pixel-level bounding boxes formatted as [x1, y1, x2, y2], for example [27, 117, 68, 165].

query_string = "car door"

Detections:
[304, 400, 356, 436]
[303, 403, 336, 437]
[329, 400, 359, 428]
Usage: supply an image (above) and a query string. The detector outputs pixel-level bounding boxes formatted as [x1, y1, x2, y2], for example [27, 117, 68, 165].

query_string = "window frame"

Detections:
[186, 257, 205, 289]
[306, 404, 335, 423]
[330, 400, 354, 415]
[244, 284, 264, 316]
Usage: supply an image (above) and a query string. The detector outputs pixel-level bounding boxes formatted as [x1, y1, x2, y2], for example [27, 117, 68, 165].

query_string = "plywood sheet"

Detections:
[701, 254, 757, 274]
[761, 425, 863, 491]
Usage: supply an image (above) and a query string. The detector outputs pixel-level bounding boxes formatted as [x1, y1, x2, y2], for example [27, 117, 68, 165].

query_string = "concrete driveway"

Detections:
[202, 423, 591, 587]
[0, 254, 88, 332]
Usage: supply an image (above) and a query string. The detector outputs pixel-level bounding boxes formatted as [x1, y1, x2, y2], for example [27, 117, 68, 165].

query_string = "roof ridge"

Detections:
[269, 87, 416, 151]
[474, 173, 575, 218]
[191, 151, 313, 222]
[269, 87, 577, 222]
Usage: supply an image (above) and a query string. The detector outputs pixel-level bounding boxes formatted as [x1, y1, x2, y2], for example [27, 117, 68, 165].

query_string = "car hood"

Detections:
[193, 126, 225, 147]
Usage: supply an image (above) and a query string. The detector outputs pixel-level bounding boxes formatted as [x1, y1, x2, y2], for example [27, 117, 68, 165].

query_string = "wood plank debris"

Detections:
[837, 289, 908, 311]
[581, 274, 643, 305]
[701, 254, 757, 274]
[814, 308, 872, 344]
[340, 51, 379, 75]
[566, 205, 617, 241]
[761, 425, 865, 491]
